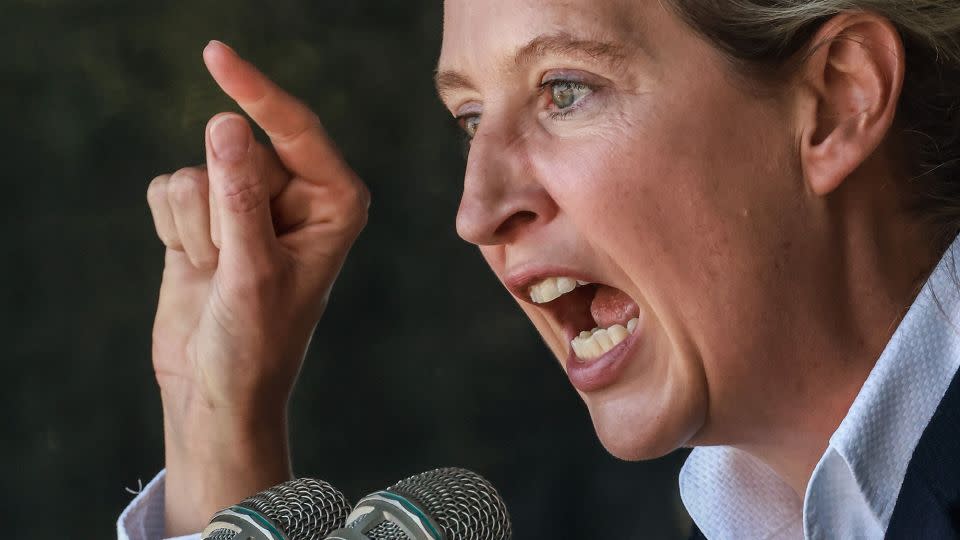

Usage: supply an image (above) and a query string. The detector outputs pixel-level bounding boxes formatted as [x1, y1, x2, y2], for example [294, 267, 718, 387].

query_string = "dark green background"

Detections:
[2, 1, 690, 537]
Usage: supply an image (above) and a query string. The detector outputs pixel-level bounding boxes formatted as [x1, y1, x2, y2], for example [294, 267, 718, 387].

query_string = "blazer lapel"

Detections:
[886, 364, 960, 538]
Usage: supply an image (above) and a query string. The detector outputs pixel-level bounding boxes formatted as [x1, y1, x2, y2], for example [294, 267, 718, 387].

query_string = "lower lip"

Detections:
[564, 326, 641, 393]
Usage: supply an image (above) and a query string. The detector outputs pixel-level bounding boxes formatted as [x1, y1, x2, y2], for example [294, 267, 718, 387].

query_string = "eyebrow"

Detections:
[513, 33, 628, 70]
[434, 70, 477, 102]
[434, 33, 629, 101]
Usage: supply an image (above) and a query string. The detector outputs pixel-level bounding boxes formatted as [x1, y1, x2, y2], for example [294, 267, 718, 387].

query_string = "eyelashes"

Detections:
[456, 113, 481, 139]
[454, 78, 598, 153]
[538, 79, 594, 118]
[454, 113, 480, 156]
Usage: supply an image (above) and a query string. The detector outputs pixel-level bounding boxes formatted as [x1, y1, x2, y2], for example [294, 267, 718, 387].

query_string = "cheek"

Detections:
[528, 91, 799, 453]
[535, 88, 797, 323]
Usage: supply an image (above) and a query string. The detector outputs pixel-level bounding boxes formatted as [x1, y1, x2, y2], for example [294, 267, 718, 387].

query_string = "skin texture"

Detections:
[147, 42, 368, 534]
[150, 1, 941, 534]
[439, 0, 937, 495]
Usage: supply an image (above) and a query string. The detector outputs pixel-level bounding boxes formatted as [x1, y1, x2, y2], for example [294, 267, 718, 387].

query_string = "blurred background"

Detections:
[1, 1, 690, 537]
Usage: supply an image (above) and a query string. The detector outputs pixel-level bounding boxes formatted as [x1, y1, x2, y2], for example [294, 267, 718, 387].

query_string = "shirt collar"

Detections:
[680, 235, 960, 539]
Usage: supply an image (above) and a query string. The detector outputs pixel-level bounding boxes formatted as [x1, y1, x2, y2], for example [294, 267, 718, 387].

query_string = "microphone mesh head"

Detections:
[365, 521, 406, 539]
[388, 467, 512, 540]
[204, 530, 239, 540]
[237, 477, 352, 540]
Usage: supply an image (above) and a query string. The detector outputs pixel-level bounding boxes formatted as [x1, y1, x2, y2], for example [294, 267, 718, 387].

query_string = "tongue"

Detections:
[590, 285, 640, 329]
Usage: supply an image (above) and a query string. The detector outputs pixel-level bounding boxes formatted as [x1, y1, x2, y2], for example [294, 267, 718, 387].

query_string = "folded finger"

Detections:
[167, 167, 219, 271]
[147, 174, 182, 250]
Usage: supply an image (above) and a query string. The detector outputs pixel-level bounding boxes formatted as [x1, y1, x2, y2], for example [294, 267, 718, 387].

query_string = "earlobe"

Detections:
[797, 13, 905, 196]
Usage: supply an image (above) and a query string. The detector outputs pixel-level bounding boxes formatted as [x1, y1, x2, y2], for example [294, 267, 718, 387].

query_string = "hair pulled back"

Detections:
[667, 1, 960, 246]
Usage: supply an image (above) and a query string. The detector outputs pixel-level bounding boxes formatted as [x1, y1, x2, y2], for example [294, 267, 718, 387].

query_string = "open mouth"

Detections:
[521, 276, 642, 363]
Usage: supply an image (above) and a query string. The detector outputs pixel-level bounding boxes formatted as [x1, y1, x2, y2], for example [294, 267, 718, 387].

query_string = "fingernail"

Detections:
[208, 40, 236, 54]
[210, 115, 250, 162]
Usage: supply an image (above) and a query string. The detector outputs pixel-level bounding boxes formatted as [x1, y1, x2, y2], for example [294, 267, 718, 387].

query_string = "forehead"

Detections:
[438, 0, 652, 72]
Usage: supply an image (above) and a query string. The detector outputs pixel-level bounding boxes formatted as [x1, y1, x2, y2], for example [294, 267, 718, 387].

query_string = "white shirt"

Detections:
[117, 470, 198, 540]
[680, 235, 960, 539]
[119, 239, 960, 540]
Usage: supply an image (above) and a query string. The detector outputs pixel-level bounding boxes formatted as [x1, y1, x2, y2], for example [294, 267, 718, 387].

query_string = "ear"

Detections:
[796, 12, 905, 196]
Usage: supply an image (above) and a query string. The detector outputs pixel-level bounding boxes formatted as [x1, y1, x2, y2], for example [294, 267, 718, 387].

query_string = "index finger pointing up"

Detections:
[202, 40, 353, 185]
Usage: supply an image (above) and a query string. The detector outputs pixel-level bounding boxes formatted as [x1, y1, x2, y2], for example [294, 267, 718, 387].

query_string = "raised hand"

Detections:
[146, 41, 369, 535]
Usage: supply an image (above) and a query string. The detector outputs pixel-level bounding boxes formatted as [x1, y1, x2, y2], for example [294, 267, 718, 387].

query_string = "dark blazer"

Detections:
[688, 367, 960, 540]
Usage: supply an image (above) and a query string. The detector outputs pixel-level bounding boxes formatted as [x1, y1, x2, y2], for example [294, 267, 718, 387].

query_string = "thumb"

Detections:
[205, 113, 278, 272]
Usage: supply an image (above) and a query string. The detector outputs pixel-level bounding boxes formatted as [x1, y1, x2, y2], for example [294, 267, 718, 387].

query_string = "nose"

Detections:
[455, 123, 557, 246]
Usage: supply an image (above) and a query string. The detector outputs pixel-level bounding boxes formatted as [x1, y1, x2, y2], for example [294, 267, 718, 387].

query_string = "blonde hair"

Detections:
[666, 0, 960, 246]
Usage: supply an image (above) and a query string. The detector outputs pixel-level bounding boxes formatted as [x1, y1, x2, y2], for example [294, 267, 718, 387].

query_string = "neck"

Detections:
[739, 162, 943, 498]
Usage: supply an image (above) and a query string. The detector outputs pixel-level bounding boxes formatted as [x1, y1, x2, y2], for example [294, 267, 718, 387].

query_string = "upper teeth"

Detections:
[571, 318, 640, 361]
[529, 277, 583, 304]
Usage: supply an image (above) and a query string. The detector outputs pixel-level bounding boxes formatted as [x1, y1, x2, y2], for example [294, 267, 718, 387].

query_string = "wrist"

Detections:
[161, 394, 293, 535]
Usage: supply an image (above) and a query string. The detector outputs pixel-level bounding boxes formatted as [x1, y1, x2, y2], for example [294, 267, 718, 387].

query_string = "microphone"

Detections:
[201, 477, 352, 540]
[324, 467, 512, 540]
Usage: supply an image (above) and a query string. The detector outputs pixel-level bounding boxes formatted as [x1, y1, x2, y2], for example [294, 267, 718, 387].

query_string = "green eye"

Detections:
[459, 115, 481, 138]
[549, 81, 590, 110]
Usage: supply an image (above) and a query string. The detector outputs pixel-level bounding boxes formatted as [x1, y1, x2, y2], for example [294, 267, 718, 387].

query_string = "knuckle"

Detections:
[147, 175, 170, 207]
[342, 181, 370, 231]
[172, 166, 205, 183]
[167, 168, 206, 206]
[220, 174, 268, 215]
[352, 182, 371, 211]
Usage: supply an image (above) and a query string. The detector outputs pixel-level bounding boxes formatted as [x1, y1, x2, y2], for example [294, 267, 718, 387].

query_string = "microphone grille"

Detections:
[237, 477, 352, 540]
[388, 467, 512, 540]
[204, 530, 240, 540]
[364, 521, 406, 539]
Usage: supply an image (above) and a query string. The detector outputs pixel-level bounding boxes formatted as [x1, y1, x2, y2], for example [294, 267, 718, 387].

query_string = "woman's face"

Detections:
[438, 0, 809, 459]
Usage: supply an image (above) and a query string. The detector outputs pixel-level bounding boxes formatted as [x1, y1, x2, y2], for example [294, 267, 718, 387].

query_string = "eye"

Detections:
[544, 80, 592, 111]
[457, 114, 481, 139]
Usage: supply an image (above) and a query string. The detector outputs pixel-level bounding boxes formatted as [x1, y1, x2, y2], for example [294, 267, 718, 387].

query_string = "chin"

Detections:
[585, 393, 703, 461]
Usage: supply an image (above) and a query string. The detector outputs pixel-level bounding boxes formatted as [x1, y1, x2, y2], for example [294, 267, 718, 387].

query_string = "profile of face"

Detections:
[437, 0, 902, 461]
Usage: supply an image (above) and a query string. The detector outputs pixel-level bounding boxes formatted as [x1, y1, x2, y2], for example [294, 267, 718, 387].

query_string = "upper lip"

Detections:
[503, 266, 600, 305]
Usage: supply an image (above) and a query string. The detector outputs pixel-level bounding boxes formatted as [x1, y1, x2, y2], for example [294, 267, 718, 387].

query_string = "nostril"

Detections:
[494, 210, 537, 238]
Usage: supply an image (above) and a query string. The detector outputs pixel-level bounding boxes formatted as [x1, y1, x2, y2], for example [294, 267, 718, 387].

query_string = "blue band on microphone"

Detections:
[375, 491, 442, 539]
[227, 505, 287, 540]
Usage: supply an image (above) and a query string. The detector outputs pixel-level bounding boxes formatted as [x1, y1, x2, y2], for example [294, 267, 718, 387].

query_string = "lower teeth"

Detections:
[571, 318, 640, 361]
